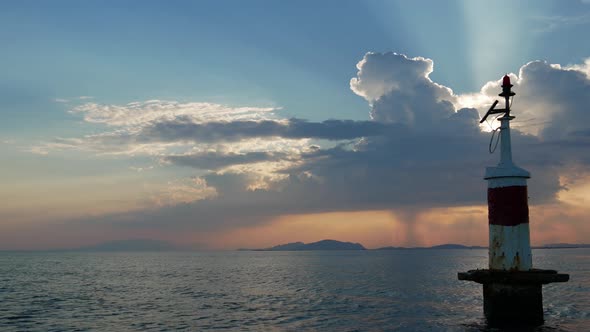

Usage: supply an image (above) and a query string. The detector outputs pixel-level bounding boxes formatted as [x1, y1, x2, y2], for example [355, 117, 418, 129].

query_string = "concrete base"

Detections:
[484, 282, 543, 327]
[458, 269, 569, 327]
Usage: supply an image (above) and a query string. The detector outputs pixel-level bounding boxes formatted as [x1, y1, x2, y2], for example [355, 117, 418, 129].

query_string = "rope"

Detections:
[489, 127, 501, 154]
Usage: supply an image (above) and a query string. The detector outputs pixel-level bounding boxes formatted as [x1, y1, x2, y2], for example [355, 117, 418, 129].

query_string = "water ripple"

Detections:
[0, 249, 588, 331]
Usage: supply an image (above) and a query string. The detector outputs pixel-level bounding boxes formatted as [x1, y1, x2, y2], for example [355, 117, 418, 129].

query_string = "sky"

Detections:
[2, 0, 590, 250]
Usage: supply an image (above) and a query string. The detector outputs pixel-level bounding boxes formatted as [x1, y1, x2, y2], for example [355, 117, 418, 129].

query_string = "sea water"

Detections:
[1, 249, 588, 331]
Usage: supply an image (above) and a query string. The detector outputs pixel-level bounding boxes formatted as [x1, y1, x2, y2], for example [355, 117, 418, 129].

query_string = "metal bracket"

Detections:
[480, 100, 509, 123]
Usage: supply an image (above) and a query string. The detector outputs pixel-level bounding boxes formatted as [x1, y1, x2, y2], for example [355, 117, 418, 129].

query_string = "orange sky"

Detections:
[201, 171, 590, 249]
[2, 160, 589, 251]
[191, 181, 590, 250]
[203, 206, 588, 250]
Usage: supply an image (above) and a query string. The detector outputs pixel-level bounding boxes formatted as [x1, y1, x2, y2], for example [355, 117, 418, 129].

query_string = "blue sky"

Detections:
[2, 1, 590, 249]
[4, 0, 589, 131]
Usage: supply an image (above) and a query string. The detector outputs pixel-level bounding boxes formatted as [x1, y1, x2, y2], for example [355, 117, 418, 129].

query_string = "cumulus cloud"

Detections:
[517, 61, 590, 141]
[350, 52, 477, 137]
[350, 53, 451, 104]
[461, 58, 590, 147]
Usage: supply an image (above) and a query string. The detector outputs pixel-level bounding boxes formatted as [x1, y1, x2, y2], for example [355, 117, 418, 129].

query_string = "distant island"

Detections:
[376, 244, 487, 250]
[372, 243, 590, 250]
[534, 243, 590, 249]
[239, 240, 590, 251]
[240, 239, 366, 251]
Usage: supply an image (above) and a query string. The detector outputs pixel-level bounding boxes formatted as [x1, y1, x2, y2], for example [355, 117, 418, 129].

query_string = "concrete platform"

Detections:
[458, 269, 569, 284]
[458, 269, 569, 327]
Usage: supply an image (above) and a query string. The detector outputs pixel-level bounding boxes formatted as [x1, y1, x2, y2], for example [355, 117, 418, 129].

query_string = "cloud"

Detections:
[1, 138, 16, 145]
[350, 52, 472, 135]
[70, 100, 280, 127]
[350, 53, 449, 104]
[517, 60, 590, 141]
[461, 59, 590, 148]
[150, 177, 218, 206]
[31, 133, 191, 156]
[39, 99, 390, 158]
[566, 57, 590, 78]
[129, 165, 154, 172]
[38, 53, 590, 240]
[530, 13, 590, 33]
[34, 118, 388, 159]
[165, 151, 290, 170]
[53, 97, 94, 103]
[138, 118, 393, 143]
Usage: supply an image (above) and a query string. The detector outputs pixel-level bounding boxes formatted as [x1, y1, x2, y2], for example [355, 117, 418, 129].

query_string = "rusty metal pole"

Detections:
[458, 75, 568, 327]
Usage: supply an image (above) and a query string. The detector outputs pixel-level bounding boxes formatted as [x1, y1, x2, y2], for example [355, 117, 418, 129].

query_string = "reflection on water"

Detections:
[0, 249, 588, 331]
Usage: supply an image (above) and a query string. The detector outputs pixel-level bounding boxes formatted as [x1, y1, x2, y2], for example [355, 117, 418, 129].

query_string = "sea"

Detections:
[1, 249, 588, 331]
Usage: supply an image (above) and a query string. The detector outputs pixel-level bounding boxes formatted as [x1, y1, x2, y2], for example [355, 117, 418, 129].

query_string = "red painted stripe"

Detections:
[488, 186, 529, 226]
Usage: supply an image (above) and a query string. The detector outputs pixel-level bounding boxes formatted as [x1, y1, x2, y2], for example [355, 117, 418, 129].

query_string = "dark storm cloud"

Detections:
[165, 151, 290, 170]
[138, 118, 392, 143]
